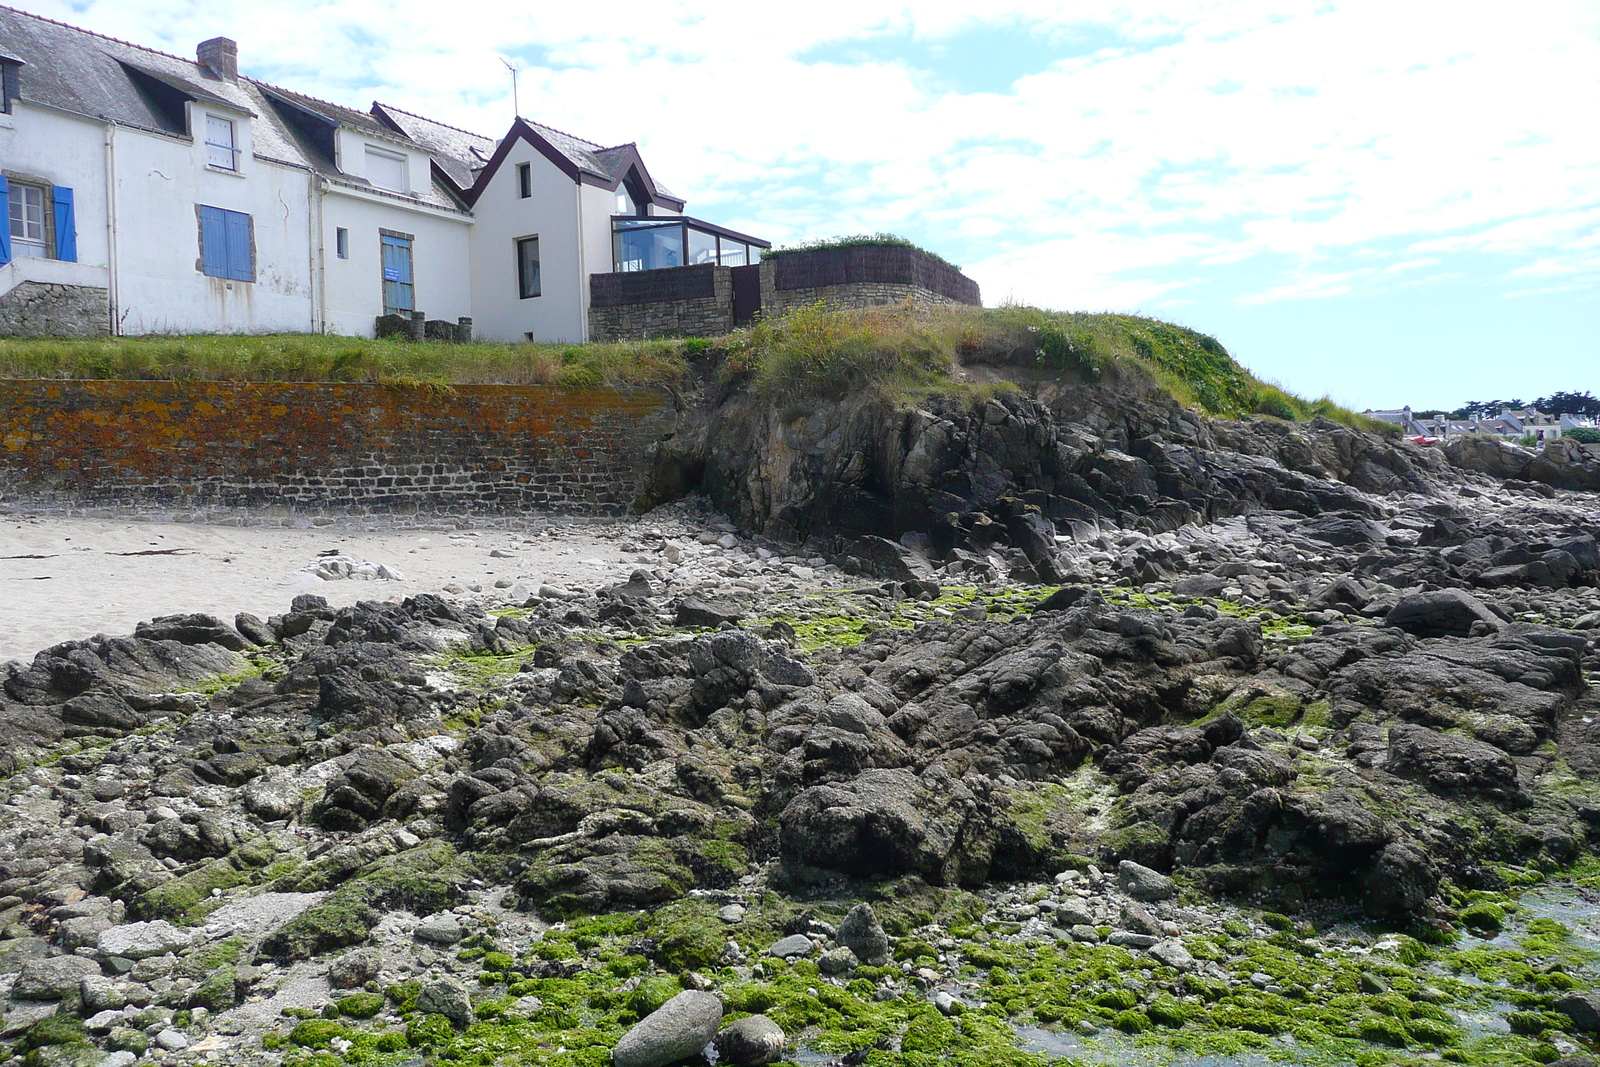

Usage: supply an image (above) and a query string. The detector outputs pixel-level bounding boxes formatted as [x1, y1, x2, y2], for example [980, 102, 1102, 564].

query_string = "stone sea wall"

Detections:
[0, 380, 673, 513]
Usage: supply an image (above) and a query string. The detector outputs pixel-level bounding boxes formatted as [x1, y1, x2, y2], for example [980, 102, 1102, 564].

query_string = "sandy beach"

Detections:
[0, 511, 652, 664]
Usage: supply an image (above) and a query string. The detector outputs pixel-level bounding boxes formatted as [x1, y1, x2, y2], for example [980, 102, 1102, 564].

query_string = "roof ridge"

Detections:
[0, 3, 399, 138]
[596, 142, 638, 152]
[375, 100, 492, 141]
[1, 2, 209, 70]
[520, 115, 604, 151]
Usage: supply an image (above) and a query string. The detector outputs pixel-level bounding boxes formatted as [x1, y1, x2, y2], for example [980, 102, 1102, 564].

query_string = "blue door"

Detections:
[381, 234, 414, 315]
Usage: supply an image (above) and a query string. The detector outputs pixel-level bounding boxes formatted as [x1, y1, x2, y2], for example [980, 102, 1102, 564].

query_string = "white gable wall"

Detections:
[319, 186, 472, 336]
[112, 103, 315, 334]
[467, 140, 588, 343]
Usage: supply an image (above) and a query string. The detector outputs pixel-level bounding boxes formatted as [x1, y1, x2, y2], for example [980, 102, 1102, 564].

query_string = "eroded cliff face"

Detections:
[652, 371, 1456, 552]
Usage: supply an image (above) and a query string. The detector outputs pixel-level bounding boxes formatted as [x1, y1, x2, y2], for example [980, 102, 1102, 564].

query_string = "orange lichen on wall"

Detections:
[0, 380, 672, 513]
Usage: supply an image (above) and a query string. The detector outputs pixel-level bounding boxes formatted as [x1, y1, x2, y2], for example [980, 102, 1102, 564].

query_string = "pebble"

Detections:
[765, 934, 815, 959]
[415, 914, 465, 944]
[154, 1030, 189, 1051]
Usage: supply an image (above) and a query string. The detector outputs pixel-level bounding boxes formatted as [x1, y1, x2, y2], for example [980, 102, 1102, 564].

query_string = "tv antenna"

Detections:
[501, 57, 520, 118]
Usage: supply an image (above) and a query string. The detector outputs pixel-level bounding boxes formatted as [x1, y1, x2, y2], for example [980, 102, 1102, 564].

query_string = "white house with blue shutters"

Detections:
[0, 6, 766, 342]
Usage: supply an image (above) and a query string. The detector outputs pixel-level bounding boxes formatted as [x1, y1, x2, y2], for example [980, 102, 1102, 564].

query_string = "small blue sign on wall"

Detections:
[383, 267, 401, 282]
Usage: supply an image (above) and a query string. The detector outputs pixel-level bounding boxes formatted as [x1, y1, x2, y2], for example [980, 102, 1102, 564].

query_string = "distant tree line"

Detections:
[1414, 391, 1599, 421]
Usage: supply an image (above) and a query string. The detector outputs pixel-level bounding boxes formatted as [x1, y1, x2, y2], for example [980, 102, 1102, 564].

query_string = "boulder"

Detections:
[134, 613, 250, 652]
[765, 935, 814, 959]
[12, 955, 101, 999]
[96, 921, 191, 960]
[778, 768, 1012, 886]
[329, 947, 382, 989]
[415, 914, 465, 944]
[1363, 842, 1438, 918]
[817, 947, 858, 974]
[1557, 993, 1600, 1032]
[1385, 589, 1502, 638]
[675, 598, 744, 628]
[1146, 939, 1195, 972]
[612, 990, 723, 1067]
[714, 1014, 785, 1066]
[416, 978, 473, 1027]
[1116, 860, 1175, 901]
[1386, 724, 1522, 801]
[836, 903, 890, 963]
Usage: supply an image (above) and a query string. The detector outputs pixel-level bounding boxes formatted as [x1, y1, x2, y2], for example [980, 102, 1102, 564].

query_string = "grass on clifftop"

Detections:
[0, 302, 1388, 431]
[0, 333, 694, 389]
[726, 302, 1394, 432]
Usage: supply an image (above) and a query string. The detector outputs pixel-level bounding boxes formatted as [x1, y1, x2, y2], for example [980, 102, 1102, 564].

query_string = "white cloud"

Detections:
[17, 0, 1600, 314]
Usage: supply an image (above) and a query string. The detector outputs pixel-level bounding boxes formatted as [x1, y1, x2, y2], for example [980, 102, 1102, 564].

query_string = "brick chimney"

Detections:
[197, 37, 237, 80]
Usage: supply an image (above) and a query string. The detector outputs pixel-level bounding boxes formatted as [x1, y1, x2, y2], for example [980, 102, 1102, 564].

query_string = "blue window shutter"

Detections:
[200, 205, 227, 278]
[52, 186, 76, 262]
[0, 174, 10, 266]
[224, 210, 252, 281]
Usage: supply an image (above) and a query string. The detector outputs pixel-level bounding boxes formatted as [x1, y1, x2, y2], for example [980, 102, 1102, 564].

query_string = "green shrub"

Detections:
[1094, 989, 1138, 1011]
[1565, 427, 1600, 444]
[335, 993, 385, 1019]
[288, 1019, 347, 1048]
[1507, 1010, 1568, 1034]
[405, 1014, 456, 1049]
[1112, 1009, 1152, 1033]
[17, 1016, 88, 1051]
[765, 233, 961, 272]
[1147, 996, 1189, 1027]
[630, 976, 683, 1017]
[1459, 902, 1505, 933]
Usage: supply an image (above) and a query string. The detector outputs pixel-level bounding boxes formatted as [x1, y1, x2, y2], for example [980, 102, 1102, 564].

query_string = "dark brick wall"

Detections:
[590, 263, 718, 309]
[768, 246, 980, 305]
[0, 380, 673, 514]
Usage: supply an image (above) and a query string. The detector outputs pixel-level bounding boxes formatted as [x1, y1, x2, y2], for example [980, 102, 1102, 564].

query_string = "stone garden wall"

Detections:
[588, 263, 733, 342]
[0, 281, 109, 338]
[0, 380, 673, 514]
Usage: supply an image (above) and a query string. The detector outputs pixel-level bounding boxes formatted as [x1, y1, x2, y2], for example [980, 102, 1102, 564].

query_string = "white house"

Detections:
[0, 7, 767, 342]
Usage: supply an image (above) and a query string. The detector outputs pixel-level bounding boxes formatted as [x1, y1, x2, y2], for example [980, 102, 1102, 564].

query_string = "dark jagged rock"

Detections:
[1386, 589, 1504, 637]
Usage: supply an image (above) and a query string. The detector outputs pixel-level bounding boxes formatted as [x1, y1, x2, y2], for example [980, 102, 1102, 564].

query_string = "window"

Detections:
[198, 205, 253, 281]
[1, 59, 19, 115]
[517, 162, 531, 199]
[335, 227, 349, 259]
[516, 236, 540, 299]
[717, 237, 747, 267]
[8, 181, 46, 257]
[381, 232, 413, 314]
[205, 115, 238, 171]
[0, 176, 74, 264]
[616, 185, 636, 215]
[687, 226, 716, 266]
[365, 146, 408, 193]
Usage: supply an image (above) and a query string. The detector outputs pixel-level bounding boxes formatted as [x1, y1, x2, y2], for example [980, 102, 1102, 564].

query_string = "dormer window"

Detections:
[205, 115, 238, 170]
[365, 146, 408, 193]
[0, 58, 21, 115]
[616, 186, 636, 215]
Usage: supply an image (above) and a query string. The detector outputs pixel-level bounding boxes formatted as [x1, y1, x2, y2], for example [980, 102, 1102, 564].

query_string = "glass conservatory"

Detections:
[613, 216, 770, 273]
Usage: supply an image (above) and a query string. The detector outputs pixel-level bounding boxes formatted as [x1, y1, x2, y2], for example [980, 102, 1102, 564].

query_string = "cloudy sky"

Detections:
[19, 0, 1599, 410]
